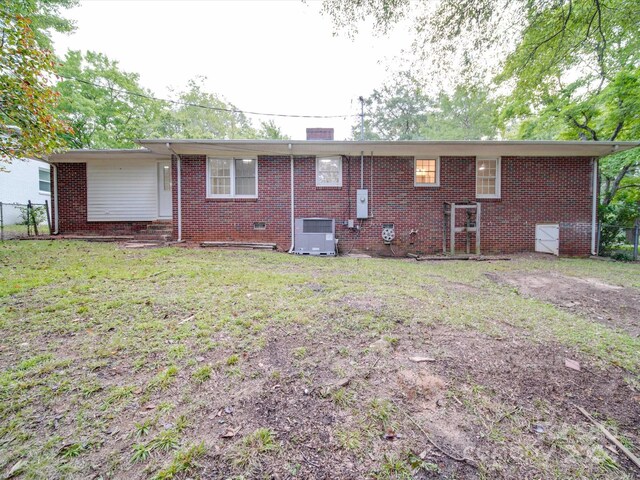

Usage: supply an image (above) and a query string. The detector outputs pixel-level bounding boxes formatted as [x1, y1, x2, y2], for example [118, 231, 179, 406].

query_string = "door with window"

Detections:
[157, 161, 172, 219]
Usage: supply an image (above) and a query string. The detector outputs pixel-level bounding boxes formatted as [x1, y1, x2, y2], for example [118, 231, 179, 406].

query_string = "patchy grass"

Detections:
[0, 241, 639, 478]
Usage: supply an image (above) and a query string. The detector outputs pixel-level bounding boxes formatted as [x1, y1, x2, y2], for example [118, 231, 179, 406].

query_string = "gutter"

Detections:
[165, 143, 182, 242]
[591, 158, 599, 255]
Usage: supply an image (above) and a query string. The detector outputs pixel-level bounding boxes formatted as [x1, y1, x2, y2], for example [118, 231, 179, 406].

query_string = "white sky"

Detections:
[51, 0, 416, 140]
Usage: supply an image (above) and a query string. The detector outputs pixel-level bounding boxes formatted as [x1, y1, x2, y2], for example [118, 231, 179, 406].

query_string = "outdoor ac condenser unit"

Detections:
[294, 218, 336, 256]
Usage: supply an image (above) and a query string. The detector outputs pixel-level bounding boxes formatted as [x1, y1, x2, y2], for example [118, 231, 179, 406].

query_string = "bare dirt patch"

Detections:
[488, 271, 640, 337]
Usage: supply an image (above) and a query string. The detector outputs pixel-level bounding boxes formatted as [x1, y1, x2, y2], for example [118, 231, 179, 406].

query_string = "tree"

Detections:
[54, 50, 167, 149]
[353, 74, 497, 140]
[257, 119, 290, 140]
[0, 5, 71, 164]
[8, 0, 78, 49]
[354, 74, 431, 140]
[324, 0, 640, 207]
[151, 77, 288, 140]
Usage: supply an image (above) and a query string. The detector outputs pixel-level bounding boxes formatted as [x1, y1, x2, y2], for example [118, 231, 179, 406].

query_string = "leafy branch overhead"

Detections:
[0, 6, 72, 162]
[326, 0, 640, 214]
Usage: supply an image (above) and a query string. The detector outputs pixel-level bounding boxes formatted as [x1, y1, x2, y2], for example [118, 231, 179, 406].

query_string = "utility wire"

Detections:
[57, 75, 357, 120]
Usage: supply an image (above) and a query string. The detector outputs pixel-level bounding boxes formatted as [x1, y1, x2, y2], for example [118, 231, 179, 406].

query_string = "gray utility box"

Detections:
[357, 189, 368, 219]
[294, 218, 336, 256]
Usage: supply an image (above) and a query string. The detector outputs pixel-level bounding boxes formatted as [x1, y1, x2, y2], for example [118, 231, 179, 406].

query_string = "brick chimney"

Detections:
[306, 128, 334, 141]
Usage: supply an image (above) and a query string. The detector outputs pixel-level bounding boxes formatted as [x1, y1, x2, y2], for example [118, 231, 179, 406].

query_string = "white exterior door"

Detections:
[157, 161, 172, 219]
[535, 224, 559, 255]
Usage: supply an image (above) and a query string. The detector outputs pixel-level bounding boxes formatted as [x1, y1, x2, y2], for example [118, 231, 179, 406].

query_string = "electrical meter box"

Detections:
[356, 189, 368, 219]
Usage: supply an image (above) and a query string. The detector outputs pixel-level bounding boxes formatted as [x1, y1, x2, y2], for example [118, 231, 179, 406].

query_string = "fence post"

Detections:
[597, 223, 602, 256]
[634, 224, 639, 262]
[0, 202, 3, 241]
[44, 199, 51, 235]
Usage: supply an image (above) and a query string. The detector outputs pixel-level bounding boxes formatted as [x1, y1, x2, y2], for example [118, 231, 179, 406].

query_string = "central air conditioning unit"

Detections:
[294, 218, 336, 256]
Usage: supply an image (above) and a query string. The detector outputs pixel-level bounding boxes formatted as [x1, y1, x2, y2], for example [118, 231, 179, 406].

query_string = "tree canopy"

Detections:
[0, 4, 71, 164]
[325, 0, 640, 216]
[7, 0, 78, 49]
[353, 74, 497, 140]
[54, 50, 166, 149]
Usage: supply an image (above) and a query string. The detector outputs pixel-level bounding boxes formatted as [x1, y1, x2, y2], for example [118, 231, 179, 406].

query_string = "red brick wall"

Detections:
[55, 154, 595, 255]
[170, 155, 594, 255]
[172, 155, 292, 247]
[53, 162, 152, 235]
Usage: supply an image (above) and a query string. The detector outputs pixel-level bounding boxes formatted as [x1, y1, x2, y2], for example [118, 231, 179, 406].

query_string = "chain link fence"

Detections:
[598, 223, 639, 261]
[0, 201, 52, 240]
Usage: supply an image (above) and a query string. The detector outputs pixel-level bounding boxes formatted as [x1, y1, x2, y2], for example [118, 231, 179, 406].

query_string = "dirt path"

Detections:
[488, 271, 640, 337]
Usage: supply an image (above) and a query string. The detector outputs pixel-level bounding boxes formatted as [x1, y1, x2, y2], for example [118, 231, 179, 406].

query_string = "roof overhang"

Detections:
[48, 148, 170, 163]
[138, 139, 639, 158]
[47, 140, 640, 162]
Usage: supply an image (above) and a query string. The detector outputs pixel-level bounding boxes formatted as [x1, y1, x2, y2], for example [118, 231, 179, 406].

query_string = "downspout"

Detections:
[288, 153, 295, 253]
[591, 157, 599, 255]
[166, 143, 182, 242]
[41, 157, 59, 234]
[52, 163, 59, 234]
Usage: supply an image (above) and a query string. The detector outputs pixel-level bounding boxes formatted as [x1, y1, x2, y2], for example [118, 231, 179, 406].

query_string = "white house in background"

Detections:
[0, 158, 51, 225]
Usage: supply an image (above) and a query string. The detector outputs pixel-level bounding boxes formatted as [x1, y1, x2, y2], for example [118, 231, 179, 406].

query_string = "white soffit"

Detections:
[138, 139, 639, 159]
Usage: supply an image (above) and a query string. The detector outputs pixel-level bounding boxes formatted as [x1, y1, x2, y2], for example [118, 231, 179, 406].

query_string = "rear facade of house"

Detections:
[50, 130, 633, 257]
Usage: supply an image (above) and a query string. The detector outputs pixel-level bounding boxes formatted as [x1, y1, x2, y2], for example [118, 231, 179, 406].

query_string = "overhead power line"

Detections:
[57, 75, 356, 120]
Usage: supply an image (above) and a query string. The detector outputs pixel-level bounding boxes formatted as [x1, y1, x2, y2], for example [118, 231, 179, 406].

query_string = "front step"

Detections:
[146, 224, 173, 231]
[136, 221, 174, 241]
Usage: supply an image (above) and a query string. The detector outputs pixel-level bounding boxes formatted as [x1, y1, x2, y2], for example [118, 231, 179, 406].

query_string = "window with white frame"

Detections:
[38, 167, 51, 193]
[316, 156, 342, 187]
[476, 157, 501, 198]
[415, 158, 439, 186]
[207, 157, 257, 198]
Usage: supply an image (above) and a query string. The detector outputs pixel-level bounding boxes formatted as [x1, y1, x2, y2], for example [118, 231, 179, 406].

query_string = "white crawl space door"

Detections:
[535, 224, 559, 255]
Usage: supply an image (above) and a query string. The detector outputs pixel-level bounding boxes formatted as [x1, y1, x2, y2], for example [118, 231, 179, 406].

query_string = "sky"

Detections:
[51, 0, 415, 140]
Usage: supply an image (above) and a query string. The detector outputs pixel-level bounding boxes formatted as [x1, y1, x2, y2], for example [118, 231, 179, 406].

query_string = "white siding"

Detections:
[0, 158, 51, 224]
[87, 160, 157, 221]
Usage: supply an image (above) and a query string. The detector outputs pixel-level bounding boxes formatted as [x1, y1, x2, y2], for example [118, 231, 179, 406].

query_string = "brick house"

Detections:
[48, 129, 638, 256]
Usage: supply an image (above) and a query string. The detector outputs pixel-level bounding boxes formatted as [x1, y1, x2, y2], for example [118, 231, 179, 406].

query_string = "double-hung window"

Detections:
[207, 157, 257, 198]
[38, 168, 51, 194]
[316, 156, 342, 187]
[414, 158, 440, 186]
[476, 157, 501, 198]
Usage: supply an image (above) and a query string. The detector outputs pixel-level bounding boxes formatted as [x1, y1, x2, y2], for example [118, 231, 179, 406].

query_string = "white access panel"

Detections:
[535, 224, 559, 255]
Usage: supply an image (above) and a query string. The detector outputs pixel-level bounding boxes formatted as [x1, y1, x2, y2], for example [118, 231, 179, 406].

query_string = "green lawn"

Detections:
[1, 241, 639, 479]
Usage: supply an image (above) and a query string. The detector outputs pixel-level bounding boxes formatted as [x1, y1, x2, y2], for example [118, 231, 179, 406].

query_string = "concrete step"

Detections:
[134, 234, 172, 241]
[146, 224, 174, 231]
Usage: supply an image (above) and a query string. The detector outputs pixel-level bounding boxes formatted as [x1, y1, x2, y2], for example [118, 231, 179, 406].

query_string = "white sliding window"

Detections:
[207, 157, 257, 198]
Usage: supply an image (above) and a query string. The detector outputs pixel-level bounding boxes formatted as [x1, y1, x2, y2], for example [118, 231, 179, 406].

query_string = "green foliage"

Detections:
[148, 429, 180, 452]
[354, 73, 497, 140]
[149, 76, 288, 140]
[0, 5, 72, 162]
[326, 0, 640, 231]
[18, 205, 46, 226]
[192, 365, 212, 384]
[7, 0, 77, 49]
[152, 443, 205, 480]
[131, 442, 151, 463]
[232, 428, 278, 468]
[54, 50, 167, 149]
